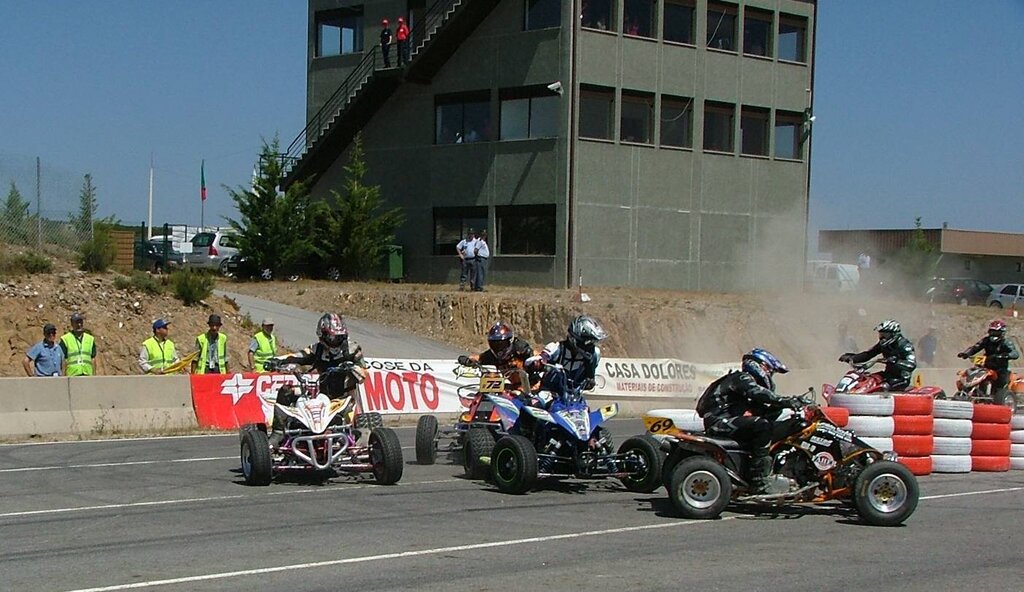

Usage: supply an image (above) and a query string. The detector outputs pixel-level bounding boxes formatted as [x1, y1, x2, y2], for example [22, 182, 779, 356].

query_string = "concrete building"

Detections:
[286, 0, 817, 290]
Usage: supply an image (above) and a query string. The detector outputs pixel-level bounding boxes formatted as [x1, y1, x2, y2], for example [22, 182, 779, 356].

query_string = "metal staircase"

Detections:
[282, 0, 499, 188]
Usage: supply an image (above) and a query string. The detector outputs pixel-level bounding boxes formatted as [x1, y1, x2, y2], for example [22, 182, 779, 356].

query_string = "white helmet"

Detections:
[874, 319, 901, 347]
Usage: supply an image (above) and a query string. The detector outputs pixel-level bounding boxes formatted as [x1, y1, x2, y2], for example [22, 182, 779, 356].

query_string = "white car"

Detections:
[183, 231, 240, 274]
[987, 283, 1024, 308]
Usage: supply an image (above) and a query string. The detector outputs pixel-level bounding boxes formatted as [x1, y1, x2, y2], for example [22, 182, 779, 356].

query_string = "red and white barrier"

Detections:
[971, 404, 1012, 473]
[931, 399, 973, 473]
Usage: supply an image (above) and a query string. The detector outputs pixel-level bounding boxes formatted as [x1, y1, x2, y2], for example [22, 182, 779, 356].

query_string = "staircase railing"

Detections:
[409, 0, 461, 57]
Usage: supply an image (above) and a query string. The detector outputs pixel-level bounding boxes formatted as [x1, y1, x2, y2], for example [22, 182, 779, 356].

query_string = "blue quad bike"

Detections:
[480, 366, 663, 495]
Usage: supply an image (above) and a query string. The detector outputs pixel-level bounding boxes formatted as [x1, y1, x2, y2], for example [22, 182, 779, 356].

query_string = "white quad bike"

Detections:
[239, 364, 403, 486]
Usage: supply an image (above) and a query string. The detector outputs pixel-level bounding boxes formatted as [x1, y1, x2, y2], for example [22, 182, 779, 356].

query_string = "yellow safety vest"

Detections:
[253, 331, 277, 372]
[61, 332, 95, 376]
[143, 337, 177, 373]
[197, 333, 228, 374]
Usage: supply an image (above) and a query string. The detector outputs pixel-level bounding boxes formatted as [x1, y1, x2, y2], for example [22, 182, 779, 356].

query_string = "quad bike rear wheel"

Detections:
[415, 415, 439, 465]
[668, 456, 732, 520]
[240, 427, 273, 486]
[370, 428, 404, 485]
[617, 435, 664, 493]
[463, 426, 495, 480]
[852, 460, 919, 526]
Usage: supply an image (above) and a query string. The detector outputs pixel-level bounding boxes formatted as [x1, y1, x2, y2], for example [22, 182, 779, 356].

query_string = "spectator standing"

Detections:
[60, 312, 101, 376]
[473, 230, 490, 292]
[379, 19, 393, 67]
[918, 326, 938, 366]
[248, 318, 278, 372]
[456, 229, 477, 291]
[23, 323, 64, 377]
[192, 314, 229, 374]
[396, 17, 410, 65]
[139, 319, 179, 375]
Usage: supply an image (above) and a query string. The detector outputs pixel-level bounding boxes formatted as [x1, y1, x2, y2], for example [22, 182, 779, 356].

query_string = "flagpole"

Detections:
[200, 159, 206, 230]
[147, 153, 154, 239]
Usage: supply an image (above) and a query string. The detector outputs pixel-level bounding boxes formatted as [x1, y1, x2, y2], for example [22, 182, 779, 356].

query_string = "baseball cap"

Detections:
[70, 312, 84, 322]
[43, 323, 57, 334]
[262, 317, 275, 326]
[152, 319, 170, 330]
[208, 314, 223, 326]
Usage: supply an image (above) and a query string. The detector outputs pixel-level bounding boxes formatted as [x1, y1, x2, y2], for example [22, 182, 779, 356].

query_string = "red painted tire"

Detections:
[892, 394, 934, 416]
[892, 435, 934, 456]
[892, 415, 934, 436]
[971, 455, 1011, 472]
[822, 406, 850, 427]
[972, 404, 1012, 424]
[971, 439, 1011, 457]
[898, 455, 932, 476]
[972, 422, 1012, 440]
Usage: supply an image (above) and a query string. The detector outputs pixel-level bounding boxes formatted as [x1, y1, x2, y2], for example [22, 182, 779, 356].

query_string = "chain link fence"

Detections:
[0, 153, 92, 253]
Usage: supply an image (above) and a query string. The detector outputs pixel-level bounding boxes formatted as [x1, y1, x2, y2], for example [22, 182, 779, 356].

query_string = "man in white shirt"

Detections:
[473, 231, 490, 292]
[456, 229, 477, 291]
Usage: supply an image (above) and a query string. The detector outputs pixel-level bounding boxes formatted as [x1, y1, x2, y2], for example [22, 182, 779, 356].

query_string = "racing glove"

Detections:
[957, 351, 970, 359]
[581, 378, 597, 391]
[457, 355, 472, 366]
[838, 353, 854, 363]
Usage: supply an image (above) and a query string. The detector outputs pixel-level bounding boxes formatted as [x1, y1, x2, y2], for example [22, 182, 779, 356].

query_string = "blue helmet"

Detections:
[741, 348, 789, 390]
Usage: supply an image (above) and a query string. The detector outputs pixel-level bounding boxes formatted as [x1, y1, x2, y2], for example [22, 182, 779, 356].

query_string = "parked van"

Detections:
[806, 262, 860, 293]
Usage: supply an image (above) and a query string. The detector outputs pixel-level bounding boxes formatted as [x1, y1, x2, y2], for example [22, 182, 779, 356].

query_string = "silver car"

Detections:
[183, 231, 240, 274]
[987, 283, 1024, 309]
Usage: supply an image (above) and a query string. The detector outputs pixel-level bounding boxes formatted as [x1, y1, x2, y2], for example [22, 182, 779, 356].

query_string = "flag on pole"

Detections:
[200, 160, 207, 202]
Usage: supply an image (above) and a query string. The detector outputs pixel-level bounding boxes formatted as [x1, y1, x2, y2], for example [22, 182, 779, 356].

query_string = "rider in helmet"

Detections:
[527, 315, 607, 400]
[266, 312, 367, 447]
[458, 321, 537, 393]
[696, 348, 796, 494]
[839, 319, 917, 392]
[957, 319, 1019, 401]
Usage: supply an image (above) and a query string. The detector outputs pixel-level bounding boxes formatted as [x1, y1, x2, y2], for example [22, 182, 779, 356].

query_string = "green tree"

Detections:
[318, 135, 404, 279]
[1, 181, 31, 245]
[78, 221, 117, 272]
[895, 217, 940, 296]
[71, 173, 98, 238]
[226, 137, 324, 278]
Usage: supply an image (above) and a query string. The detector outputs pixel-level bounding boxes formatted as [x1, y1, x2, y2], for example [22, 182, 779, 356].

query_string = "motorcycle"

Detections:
[239, 363, 404, 486]
[646, 392, 919, 527]
[483, 365, 663, 495]
[949, 354, 1021, 414]
[824, 359, 943, 398]
[414, 358, 522, 479]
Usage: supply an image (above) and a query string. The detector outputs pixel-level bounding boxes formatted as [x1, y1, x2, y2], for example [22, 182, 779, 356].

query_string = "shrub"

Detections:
[113, 271, 163, 295]
[169, 268, 215, 305]
[0, 251, 54, 276]
[78, 226, 116, 272]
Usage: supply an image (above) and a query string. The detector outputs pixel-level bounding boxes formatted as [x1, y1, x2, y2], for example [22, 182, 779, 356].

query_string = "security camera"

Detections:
[547, 81, 563, 95]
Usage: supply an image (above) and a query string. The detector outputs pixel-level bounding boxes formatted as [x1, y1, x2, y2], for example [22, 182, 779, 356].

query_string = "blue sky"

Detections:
[1, 1, 1021, 245]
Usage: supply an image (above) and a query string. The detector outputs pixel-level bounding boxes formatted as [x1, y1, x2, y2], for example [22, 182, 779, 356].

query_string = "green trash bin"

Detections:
[385, 244, 403, 281]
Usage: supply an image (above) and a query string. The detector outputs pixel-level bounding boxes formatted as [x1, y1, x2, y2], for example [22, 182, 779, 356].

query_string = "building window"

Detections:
[664, 0, 695, 44]
[706, 2, 737, 51]
[316, 7, 364, 57]
[740, 106, 769, 156]
[703, 101, 734, 152]
[433, 207, 487, 256]
[620, 91, 654, 144]
[581, 0, 616, 32]
[624, 0, 656, 38]
[579, 85, 615, 140]
[774, 110, 803, 159]
[500, 87, 559, 140]
[743, 8, 772, 57]
[778, 14, 807, 62]
[525, 0, 560, 31]
[435, 92, 491, 144]
[660, 95, 693, 148]
[496, 205, 556, 255]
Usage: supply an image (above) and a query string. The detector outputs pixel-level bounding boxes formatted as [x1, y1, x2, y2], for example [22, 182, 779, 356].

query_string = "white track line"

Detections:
[920, 486, 1024, 500]
[0, 457, 234, 473]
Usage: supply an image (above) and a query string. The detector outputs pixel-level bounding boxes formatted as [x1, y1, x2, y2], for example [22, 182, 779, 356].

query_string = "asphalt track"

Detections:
[2, 418, 1022, 592]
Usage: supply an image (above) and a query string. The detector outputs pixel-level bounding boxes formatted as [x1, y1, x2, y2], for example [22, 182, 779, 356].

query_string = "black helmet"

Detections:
[567, 315, 607, 355]
[487, 321, 515, 362]
[317, 313, 348, 351]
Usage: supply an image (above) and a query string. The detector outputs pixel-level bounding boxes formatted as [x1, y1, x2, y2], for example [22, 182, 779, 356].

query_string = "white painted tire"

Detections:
[1012, 457, 1024, 470]
[1012, 415, 1024, 430]
[1012, 430, 1024, 444]
[1011, 443, 1024, 457]
[933, 437, 972, 456]
[859, 437, 893, 452]
[931, 454, 972, 473]
[932, 399, 974, 420]
[934, 418, 973, 438]
[828, 393, 894, 416]
[845, 415, 895, 437]
[646, 409, 704, 432]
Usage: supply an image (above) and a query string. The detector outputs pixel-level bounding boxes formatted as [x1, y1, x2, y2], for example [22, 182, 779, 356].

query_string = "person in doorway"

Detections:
[379, 18, 393, 67]
[396, 17, 410, 65]
[473, 230, 490, 292]
[139, 319, 179, 375]
[192, 314, 229, 374]
[60, 312, 101, 376]
[248, 318, 277, 373]
[24, 323, 64, 377]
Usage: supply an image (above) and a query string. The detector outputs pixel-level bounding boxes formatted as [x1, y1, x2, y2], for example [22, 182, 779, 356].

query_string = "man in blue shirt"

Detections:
[23, 323, 65, 377]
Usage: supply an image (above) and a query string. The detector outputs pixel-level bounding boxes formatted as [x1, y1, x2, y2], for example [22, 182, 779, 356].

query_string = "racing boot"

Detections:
[747, 450, 773, 494]
[268, 409, 287, 450]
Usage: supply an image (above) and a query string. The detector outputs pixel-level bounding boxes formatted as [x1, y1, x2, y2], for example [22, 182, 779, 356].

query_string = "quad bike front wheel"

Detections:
[668, 456, 732, 520]
[617, 435, 664, 493]
[370, 428, 404, 485]
[240, 427, 273, 486]
[852, 460, 919, 526]
[994, 389, 1020, 416]
[491, 435, 537, 494]
[415, 415, 439, 465]
[463, 426, 496, 480]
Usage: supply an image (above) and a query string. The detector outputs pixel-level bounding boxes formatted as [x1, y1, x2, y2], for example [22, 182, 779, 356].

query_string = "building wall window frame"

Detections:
[524, 0, 561, 31]
[499, 87, 560, 140]
[433, 207, 488, 256]
[620, 90, 655, 144]
[315, 7, 364, 57]
[703, 100, 735, 153]
[740, 105, 770, 157]
[660, 95, 693, 149]
[778, 13, 808, 63]
[663, 0, 695, 45]
[706, 2, 738, 52]
[774, 110, 804, 160]
[624, 0, 657, 39]
[582, 0, 617, 32]
[742, 7, 773, 58]
[435, 91, 492, 145]
[496, 204, 557, 255]
[579, 85, 616, 141]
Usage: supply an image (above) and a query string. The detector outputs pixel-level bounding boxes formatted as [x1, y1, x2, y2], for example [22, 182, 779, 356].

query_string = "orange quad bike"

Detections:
[947, 355, 1021, 415]
[414, 360, 524, 478]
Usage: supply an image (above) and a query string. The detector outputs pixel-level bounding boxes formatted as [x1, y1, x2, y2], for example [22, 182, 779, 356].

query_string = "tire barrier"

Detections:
[892, 393, 934, 416]
[892, 414, 934, 436]
[1012, 415, 1024, 430]
[932, 399, 974, 420]
[933, 437, 972, 456]
[828, 393, 894, 416]
[899, 455, 933, 476]
[821, 406, 849, 427]
[934, 418, 973, 438]
[892, 435, 934, 457]
[972, 404, 1012, 424]
[1013, 430, 1024, 444]
[891, 394, 934, 475]
[845, 415, 894, 437]
[971, 422, 1012, 441]
[931, 454, 972, 473]
[970, 404, 1012, 473]
[859, 437, 893, 452]
[971, 456, 1011, 472]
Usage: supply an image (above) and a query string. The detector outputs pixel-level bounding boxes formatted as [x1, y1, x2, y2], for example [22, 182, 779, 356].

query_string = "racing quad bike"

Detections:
[826, 359, 943, 398]
[646, 392, 919, 527]
[239, 364, 404, 486]
[484, 365, 663, 495]
[948, 355, 1021, 414]
[415, 360, 520, 479]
